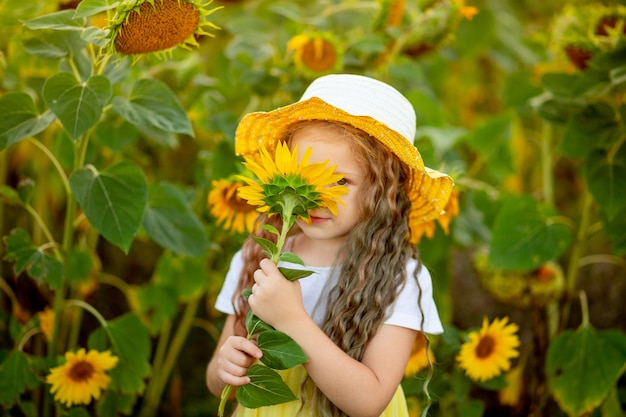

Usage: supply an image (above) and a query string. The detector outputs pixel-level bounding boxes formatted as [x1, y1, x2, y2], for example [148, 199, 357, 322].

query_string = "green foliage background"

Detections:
[1, 0, 626, 416]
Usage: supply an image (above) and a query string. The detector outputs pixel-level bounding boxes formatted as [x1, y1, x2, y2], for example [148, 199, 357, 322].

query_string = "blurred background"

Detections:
[1, 0, 625, 416]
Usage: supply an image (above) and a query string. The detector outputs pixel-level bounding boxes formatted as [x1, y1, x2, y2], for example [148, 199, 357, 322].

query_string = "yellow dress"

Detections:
[231, 365, 408, 417]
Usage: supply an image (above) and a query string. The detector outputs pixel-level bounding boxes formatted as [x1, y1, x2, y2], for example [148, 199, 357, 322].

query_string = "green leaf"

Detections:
[88, 313, 152, 395]
[467, 113, 514, 180]
[69, 162, 148, 253]
[65, 249, 93, 287]
[546, 327, 626, 417]
[136, 283, 178, 334]
[253, 236, 277, 258]
[262, 224, 280, 236]
[154, 252, 207, 301]
[489, 195, 571, 270]
[74, 0, 119, 18]
[258, 330, 307, 370]
[585, 147, 626, 221]
[278, 252, 304, 265]
[236, 364, 297, 408]
[0, 93, 56, 150]
[0, 185, 22, 204]
[23, 28, 87, 59]
[96, 390, 136, 417]
[43, 73, 111, 140]
[22, 9, 85, 31]
[278, 267, 314, 281]
[245, 309, 273, 336]
[0, 351, 41, 407]
[2, 228, 63, 290]
[111, 78, 193, 136]
[142, 181, 208, 256]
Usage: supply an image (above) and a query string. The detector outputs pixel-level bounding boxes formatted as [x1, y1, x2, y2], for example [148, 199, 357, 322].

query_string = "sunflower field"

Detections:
[1, 0, 626, 416]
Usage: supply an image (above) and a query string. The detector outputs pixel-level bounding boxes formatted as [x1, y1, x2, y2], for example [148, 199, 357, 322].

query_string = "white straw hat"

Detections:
[235, 74, 454, 243]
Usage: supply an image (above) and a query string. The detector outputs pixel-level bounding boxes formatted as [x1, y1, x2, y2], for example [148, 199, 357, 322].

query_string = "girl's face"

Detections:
[291, 123, 365, 246]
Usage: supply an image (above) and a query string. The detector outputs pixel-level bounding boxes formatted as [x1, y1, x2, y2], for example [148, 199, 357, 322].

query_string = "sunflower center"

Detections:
[115, 0, 200, 54]
[300, 38, 337, 72]
[475, 335, 495, 358]
[225, 189, 256, 212]
[68, 360, 95, 382]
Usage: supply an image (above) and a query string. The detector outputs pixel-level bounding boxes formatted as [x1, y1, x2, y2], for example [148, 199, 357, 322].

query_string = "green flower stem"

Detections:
[16, 327, 42, 351]
[26, 137, 70, 196]
[273, 194, 298, 263]
[218, 384, 234, 417]
[560, 189, 593, 331]
[66, 299, 109, 330]
[45, 131, 93, 417]
[540, 122, 554, 206]
[139, 298, 200, 417]
[152, 320, 173, 379]
[578, 290, 590, 329]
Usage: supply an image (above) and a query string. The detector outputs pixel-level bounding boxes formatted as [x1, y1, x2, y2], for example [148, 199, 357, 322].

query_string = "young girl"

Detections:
[206, 74, 454, 417]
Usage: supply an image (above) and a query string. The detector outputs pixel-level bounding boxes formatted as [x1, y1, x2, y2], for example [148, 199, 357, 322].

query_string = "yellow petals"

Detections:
[46, 348, 119, 407]
[456, 316, 520, 382]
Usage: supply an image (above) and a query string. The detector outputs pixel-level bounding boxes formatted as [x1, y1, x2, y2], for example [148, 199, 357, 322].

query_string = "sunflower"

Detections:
[287, 32, 343, 78]
[46, 348, 119, 407]
[404, 333, 435, 377]
[412, 188, 459, 243]
[237, 142, 347, 220]
[106, 0, 222, 59]
[456, 316, 520, 382]
[208, 178, 258, 234]
[37, 307, 55, 341]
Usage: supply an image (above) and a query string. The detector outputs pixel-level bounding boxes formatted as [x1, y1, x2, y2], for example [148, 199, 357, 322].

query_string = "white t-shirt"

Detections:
[215, 250, 444, 334]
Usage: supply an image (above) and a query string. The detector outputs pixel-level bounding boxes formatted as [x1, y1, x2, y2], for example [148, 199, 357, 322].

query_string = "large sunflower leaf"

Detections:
[112, 78, 193, 136]
[88, 313, 151, 395]
[69, 161, 148, 254]
[21, 9, 85, 31]
[585, 147, 626, 222]
[257, 330, 307, 370]
[42, 73, 111, 140]
[75, 0, 119, 18]
[546, 327, 626, 417]
[489, 195, 571, 270]
[2, 228, 63, 290]
[135, 282, 178, 334]
[236, 364, 297, 408]
[142, 181, 208, 256]
[0, 350, 41, 407]
[154, 252, 207, 301]
[0, 93, 55, 150]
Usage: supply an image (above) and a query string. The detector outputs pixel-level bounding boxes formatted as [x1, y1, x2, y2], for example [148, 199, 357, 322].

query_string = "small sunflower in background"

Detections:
[105, 0, 222, 60]
[287, 32, 343, 78]
[412, 188, 459, 243]
[46, 348, 119, 407]
[456, 316, 520, 382]
[36, 307, 55, 341]
[404, 332, 435, 377]
[208, 177, 259, 235]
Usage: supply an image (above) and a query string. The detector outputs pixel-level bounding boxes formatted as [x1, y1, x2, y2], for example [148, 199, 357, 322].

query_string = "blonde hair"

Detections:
[232, 121, 431, 416]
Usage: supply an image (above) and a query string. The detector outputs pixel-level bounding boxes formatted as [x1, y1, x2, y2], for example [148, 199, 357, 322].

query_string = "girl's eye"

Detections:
[336, 178, 347, 186]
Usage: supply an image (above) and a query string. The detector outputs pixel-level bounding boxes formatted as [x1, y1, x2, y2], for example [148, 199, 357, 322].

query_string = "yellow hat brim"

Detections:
[235, 97, 454, 243]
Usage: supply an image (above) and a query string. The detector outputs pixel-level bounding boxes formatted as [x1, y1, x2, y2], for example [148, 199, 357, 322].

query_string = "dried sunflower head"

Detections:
[106, 0, 222, 59]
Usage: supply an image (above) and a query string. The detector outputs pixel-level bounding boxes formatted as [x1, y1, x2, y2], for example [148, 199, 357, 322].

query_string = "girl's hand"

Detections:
[214, 335, 262, 386]
[248, 258, 306, 330]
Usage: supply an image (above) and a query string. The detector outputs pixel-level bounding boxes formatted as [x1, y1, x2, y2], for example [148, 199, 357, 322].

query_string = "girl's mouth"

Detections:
[309, 216, 328, 224]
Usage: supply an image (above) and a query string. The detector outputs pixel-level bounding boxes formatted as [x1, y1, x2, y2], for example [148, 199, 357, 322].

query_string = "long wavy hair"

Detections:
[231, 121, 427, 416]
